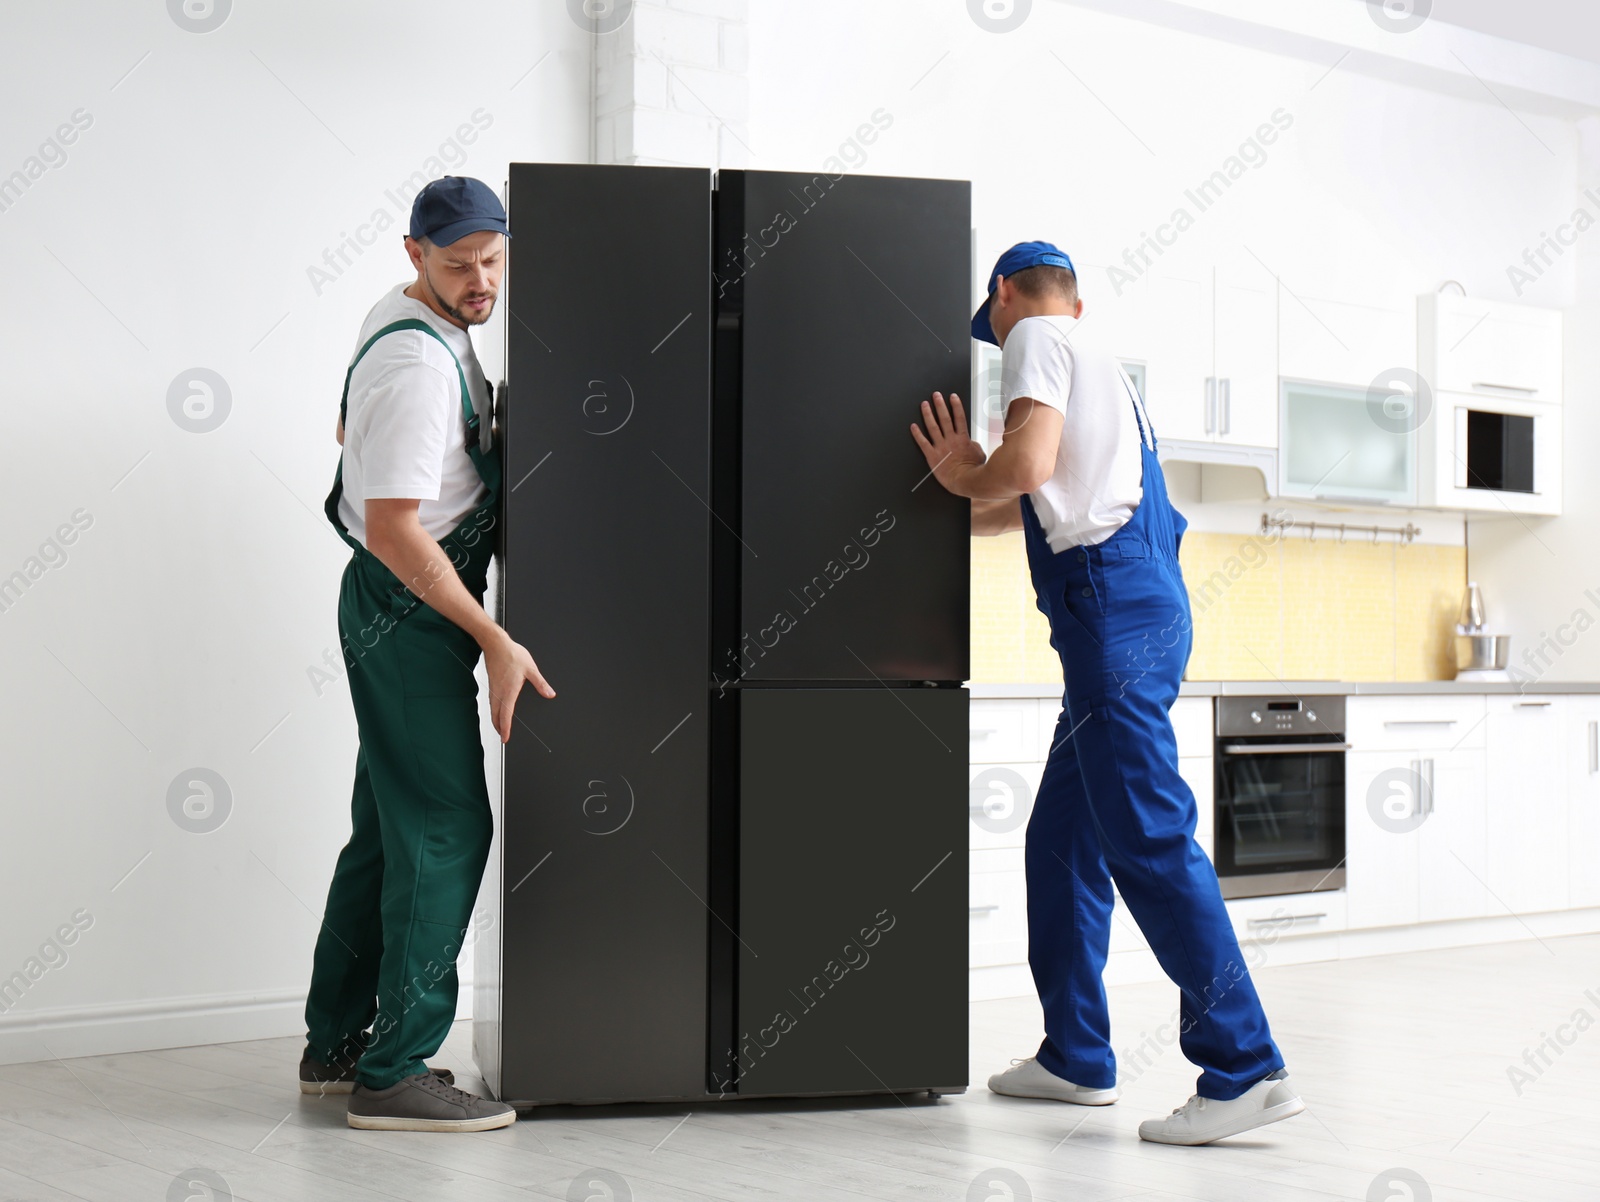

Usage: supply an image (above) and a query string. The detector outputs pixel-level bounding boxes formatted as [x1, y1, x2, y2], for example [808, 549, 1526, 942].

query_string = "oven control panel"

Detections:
[1215, 695, 1346, 739]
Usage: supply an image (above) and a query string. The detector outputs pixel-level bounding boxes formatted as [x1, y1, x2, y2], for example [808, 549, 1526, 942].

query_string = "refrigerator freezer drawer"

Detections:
[729, 687, 969, 1096]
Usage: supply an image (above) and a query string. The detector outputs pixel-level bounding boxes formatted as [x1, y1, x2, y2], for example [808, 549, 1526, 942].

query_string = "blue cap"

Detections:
[408, 175, 510, 247]
[971, 240, 1075, 344]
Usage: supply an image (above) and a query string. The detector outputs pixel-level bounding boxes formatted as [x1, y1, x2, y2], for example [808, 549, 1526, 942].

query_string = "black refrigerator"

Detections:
[476, 163, 971, 1106]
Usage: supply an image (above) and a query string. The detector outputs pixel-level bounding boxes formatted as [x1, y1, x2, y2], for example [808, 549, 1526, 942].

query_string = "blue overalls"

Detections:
[1019, 377, 1285, 1101]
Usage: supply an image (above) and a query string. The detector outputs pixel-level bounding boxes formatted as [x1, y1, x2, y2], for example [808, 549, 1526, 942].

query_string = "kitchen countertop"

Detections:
[969, 680, 1600, 699]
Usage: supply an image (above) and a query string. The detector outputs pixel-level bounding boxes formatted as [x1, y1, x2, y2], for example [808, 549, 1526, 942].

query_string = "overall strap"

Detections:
[1119, 367, 1156, 453]
[326, 317, 496, 554]
[338, 318, 483, 449]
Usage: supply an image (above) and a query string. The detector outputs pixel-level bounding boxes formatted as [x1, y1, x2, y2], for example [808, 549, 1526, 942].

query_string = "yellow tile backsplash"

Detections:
[970, 529, 1464, 684]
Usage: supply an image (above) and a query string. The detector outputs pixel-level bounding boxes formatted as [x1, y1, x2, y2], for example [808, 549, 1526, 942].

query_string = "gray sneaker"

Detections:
[299, 1049, 454, 1095]
[347, 1071, 517, 1132]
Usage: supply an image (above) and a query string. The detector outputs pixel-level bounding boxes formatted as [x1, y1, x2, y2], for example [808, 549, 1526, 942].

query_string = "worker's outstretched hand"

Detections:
[910, 391, 986, 495]
[483, 630, 556, 743]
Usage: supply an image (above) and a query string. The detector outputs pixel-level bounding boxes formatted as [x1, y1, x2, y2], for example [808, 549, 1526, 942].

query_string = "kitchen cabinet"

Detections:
[969, 760, 1041, 853]
[1416, 749, 1489, 923]
[970, 848, 1029, 969]
[1567, 698, 1600, 909]
[967, 697, 1218, 975]
[1416, 294, 1563, 516]
[1345, 695, 1492, 929]
[1140, 269, 1212, 444]
[1345, 746, 1488, 928]
[1485, 696, 1569, 914]
[1420, 293, 1562, 402]
[1345, 750, 1422, 928]
[1278, 292, 1414, 393]
[1212, 259, 1278, 448]
[1141, 261, 1278, 449]
[1278, 380, 1415, 505]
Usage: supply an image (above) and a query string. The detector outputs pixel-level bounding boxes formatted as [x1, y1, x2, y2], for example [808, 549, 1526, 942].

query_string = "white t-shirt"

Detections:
[1000, 314, 1145, 552]
[336, 283, 492, 548]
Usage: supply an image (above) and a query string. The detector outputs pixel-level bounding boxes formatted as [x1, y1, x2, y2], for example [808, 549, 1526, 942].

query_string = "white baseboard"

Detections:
[970, 908, 1600, 998]
[0, 980, 475, 1067]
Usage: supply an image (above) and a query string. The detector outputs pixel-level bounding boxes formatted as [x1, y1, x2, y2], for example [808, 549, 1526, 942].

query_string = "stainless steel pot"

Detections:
[1454, 633, 1510, 672]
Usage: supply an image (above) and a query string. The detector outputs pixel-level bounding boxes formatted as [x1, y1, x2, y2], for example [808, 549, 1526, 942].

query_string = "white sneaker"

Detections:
[987, 1057, 1119, 1105]
[1138, 1072, 1304, 1145]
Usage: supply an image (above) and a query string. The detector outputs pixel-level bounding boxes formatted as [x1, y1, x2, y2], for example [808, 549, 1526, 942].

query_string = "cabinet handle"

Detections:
[1247, 912, 1327, 928]
[1220, 742, 1353, 754]
[1219, 378, 1231, 435]
[969, 904, 1000, 915]
[1589, 720, 1597, 776]
[1384, 719, 1456, 726]
[970, 728, 999, 737]
[1423, 757, 1435, 815]
[1204, 377, 1217, 434]
[1472, 381, 1538, 395]
[1515, 701, 1552, 708]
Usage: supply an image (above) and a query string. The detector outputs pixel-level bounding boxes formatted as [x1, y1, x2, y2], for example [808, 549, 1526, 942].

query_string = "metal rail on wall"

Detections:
[1260, 513, 1421, 545]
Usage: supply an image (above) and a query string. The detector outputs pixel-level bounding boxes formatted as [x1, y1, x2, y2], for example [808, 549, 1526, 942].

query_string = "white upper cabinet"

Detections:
[1213, 258, 1278, 448]
[1141, 269, 1213, 444]
[1278, 293, 1415, 394]
[1416, 294, 1563, 515]
[1423, 294, 1563, 402]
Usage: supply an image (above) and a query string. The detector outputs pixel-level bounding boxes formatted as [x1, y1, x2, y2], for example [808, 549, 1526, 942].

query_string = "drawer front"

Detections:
[1171, 696, 1214, 758]
[970, 699, 1041, 765]
[1225, 890, 1347, 942]
[969, 865, 1028, 968]
[970, 761, 1043, 851]
[1347, 695, 1486, 750]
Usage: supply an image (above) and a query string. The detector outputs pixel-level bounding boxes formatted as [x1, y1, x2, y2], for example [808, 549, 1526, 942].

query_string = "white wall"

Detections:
[6, 0, 1599, 1062]
[0, 1, 591, 1059]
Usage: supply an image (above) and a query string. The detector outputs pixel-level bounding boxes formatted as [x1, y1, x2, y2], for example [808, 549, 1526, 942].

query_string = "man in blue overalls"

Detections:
[910, 241, 1304, 1145]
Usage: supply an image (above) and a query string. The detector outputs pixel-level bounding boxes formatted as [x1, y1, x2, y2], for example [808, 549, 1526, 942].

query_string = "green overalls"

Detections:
[303, 318, 503, 1090]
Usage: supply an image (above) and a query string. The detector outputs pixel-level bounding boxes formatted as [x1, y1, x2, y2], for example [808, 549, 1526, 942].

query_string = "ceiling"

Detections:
[1412, 0, 1600, 66]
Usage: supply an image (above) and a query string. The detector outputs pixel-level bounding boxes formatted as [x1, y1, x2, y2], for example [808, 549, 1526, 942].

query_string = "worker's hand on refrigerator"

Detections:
[910, 391, 985, 495]
[482, 628, 556, 742]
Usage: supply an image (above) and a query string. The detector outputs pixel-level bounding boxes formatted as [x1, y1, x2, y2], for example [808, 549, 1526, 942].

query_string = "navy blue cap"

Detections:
[972, 240, 1075, 344]
[408, 176, 510, 247]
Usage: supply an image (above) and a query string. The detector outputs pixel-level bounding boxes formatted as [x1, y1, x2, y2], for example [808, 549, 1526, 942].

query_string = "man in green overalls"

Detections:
[298, 176, 555, 1132]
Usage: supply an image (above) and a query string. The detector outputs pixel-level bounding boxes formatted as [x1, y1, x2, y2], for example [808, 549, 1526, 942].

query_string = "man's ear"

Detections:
[1074, 297, 1084, 319]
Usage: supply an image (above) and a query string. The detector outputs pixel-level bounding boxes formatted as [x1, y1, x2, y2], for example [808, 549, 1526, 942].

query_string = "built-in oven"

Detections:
[1213, 696, 1348, 900]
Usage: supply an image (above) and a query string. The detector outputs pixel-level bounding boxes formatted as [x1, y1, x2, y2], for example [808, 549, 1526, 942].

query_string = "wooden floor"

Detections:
[1, 934, 1596, 1201]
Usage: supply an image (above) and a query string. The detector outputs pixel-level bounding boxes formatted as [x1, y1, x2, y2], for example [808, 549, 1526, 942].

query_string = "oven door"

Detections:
[1213, 738, 1348, 899]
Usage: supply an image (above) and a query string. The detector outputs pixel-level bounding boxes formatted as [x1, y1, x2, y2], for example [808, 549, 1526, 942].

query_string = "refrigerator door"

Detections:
[497, 163, 713, 1103]
[729, 687, 969, 1096]
[714, 171, 971, 686]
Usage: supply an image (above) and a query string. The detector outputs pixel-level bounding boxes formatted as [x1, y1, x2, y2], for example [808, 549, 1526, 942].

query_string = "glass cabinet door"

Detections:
[1279, 379, 1415, 504]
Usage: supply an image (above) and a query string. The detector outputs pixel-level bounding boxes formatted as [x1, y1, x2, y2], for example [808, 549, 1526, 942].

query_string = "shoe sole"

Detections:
[987, 1080, 1120, 1106]
[346, 1110, 516, 1132]
[1138, 1096, 1306, 1146]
